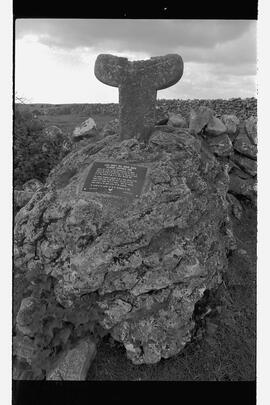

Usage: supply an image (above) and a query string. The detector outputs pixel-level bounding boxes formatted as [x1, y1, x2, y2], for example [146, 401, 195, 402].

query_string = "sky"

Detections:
[15, 19, 257, 103]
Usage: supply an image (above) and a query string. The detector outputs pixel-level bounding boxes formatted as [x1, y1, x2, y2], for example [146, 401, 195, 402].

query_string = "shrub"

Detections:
[14, 107, 65, 188]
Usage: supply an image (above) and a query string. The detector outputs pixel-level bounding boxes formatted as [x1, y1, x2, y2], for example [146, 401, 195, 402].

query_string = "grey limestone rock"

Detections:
[245, 116, 257, 145]
[21, 179, 43, 193]
[221, 114, 240, 136]
[189, 106, 214, 135]
[14, 179, 44, 212]
[229, 173, 257, 204]
[167, 112, 187, 128]
[231, 153, 257, 177]
[227, 193, 243, 220]
[234, 131, 257, 160]
[14, 125, 232, 371]
[47, 338, 96, 380]
[204, 116, 227, 137]
[72, 117, 97, 141]
[205, 134, 233, 157]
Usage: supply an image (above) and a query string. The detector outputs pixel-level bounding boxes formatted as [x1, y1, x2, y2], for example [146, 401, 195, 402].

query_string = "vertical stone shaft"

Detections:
[94, 53, 184, 141]
[119, 82, 156, 140]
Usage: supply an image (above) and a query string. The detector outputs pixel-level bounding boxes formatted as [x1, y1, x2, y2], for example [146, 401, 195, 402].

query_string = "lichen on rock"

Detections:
[13, 125, 234, 377]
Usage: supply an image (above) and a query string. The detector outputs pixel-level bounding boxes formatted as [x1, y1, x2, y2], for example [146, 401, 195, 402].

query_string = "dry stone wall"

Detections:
[27, 97, 256, 121]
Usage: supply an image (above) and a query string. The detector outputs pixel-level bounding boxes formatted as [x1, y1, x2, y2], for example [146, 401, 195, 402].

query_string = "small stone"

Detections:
[13, 335, 36, 364]
[221, 114, 240, 135]
[167, 112, 187, 128]
[237, 248, 248, 256]
[21, 179, 43, 193]
[206, 134, 233, 156]
[189, 106, 214, 135]
[73, 117, 97, 141]
[205, 116, 227, 137]
[156, 117, 169, 125]
[227, 193, 243, 220]
[100, 118, 119, 137]
[234, 131, 257, 160]
[16, 297, 36, 336]
[47, 338, 96, 380]
[231, 154, 257, 177]
[14, 190, 35, 210]
[229, 174, 256, 203]
[245, 116, 257, 145]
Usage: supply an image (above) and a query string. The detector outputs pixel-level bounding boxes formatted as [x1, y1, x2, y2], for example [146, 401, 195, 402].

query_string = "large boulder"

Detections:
[13, 127, 233, 376]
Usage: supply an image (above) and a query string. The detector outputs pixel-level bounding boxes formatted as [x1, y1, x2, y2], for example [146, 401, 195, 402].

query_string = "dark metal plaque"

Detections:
[82, 162, 148, 199]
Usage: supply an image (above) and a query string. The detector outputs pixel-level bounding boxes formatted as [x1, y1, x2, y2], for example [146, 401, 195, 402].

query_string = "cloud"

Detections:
[16, 19, 256, 61]
[15, 20, 257, 103]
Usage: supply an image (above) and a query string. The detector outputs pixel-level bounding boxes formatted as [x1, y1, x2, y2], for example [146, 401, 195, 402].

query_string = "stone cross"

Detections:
[94, 54, 184, 140]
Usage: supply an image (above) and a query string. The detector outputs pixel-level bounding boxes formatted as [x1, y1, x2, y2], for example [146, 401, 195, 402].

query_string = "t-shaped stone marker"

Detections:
[94, 54, 184, 140]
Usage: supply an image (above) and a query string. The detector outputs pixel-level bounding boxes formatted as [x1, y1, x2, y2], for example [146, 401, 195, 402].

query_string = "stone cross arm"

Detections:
[94, 53, 183, 90]
[94, 53, 184, 140]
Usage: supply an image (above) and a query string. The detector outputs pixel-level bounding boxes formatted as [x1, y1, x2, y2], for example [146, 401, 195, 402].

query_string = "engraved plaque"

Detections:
[82, 162, 148, 199]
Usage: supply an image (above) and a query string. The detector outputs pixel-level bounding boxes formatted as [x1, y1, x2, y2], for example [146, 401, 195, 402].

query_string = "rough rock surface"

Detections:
[245, 116, 257, 145]
[94, 53, 183, 140]
[227, 193, 243, 220]
[14, 179, 43, 212]
[100, 118, 119, 137]
[13, 125, 234, 376]
[21, 179, 43, 192]
[27, 98, 257, 122]
[205, 134, 233, 157]
[221, 114, 240, 136]
[47, 338, 96, 380]
[231, 153, 257, 177]
[233, 131, 257, 160]
[189, 106, 214, 135]
[229, 172, 256, 204]
[205, 116, 227, 137]
[14, 190, 36, 212]
[167, 112, 187, 128]
[73, 118, 97, 141]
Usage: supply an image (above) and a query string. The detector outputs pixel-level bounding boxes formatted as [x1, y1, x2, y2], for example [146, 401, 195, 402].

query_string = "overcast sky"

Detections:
[15, 19, 257, 103]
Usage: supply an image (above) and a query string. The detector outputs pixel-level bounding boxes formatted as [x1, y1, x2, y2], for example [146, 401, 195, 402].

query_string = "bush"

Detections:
[14, 107, 65, 188]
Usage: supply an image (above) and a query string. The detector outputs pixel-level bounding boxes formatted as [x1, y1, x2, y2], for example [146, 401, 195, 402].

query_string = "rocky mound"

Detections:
[13, 123, 235, 379]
